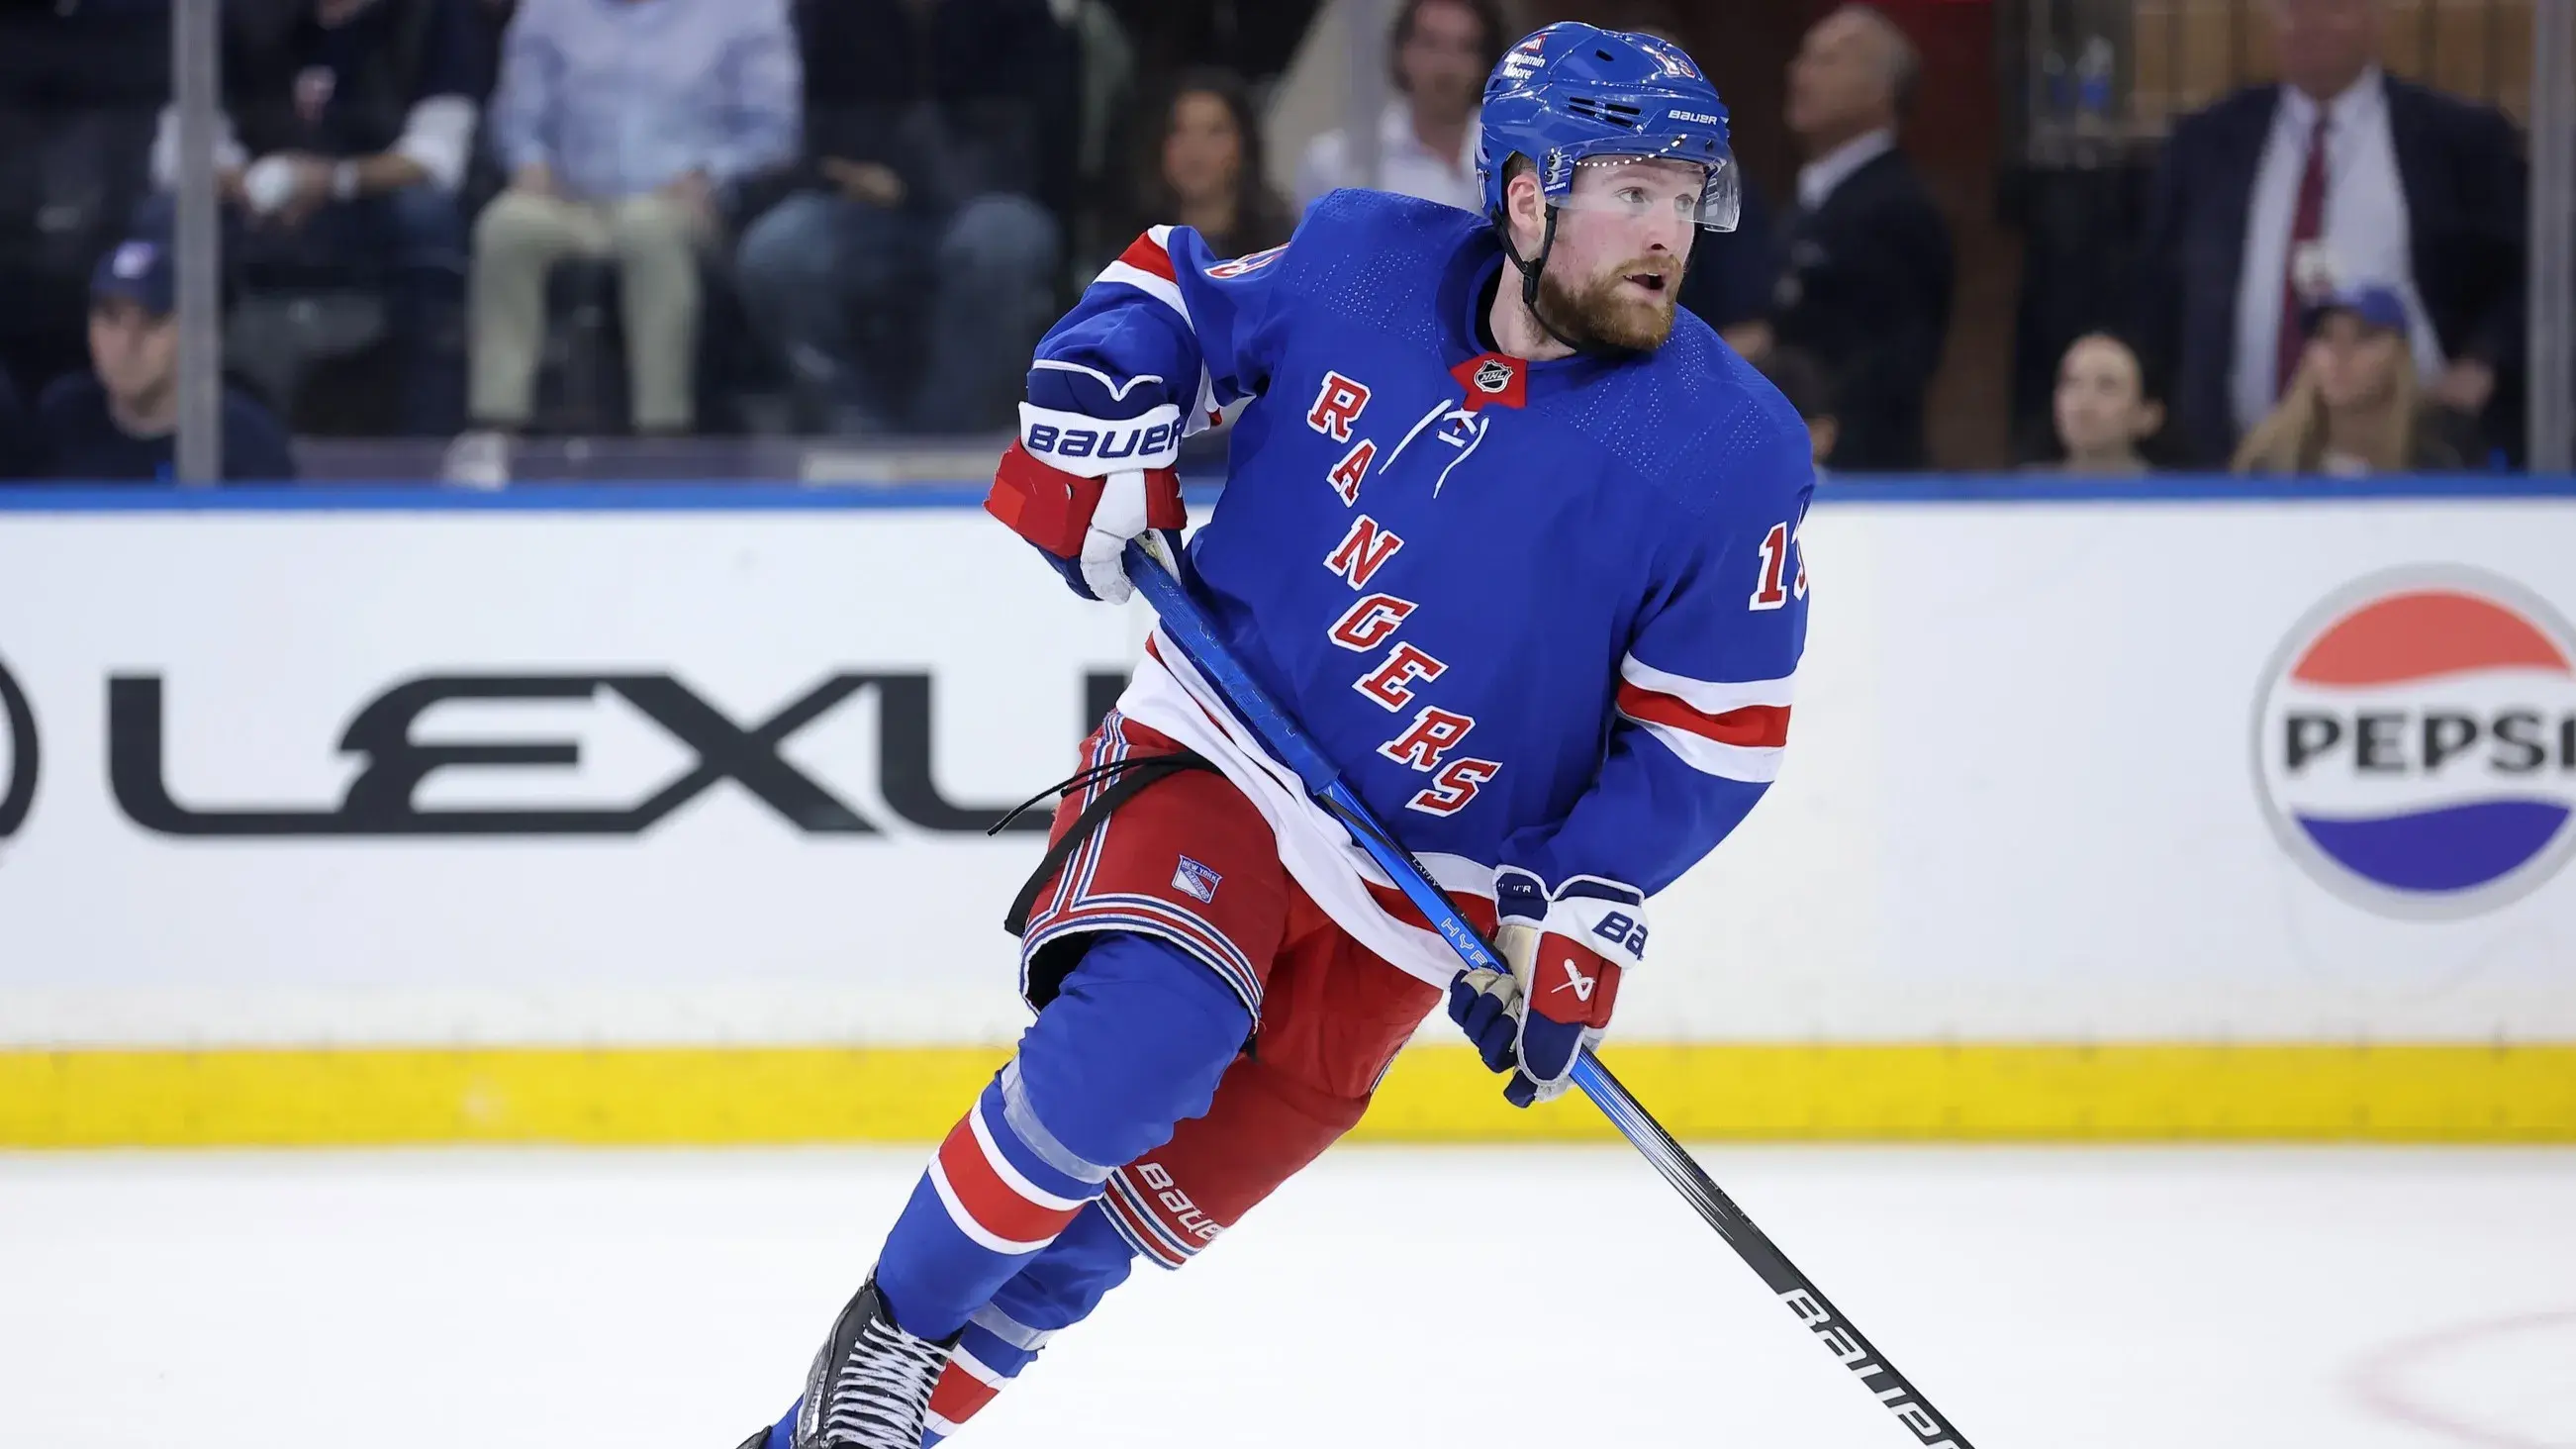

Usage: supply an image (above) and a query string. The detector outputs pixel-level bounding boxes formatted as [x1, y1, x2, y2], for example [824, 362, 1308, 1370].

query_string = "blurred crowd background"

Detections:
[0, 0, 2565, 484]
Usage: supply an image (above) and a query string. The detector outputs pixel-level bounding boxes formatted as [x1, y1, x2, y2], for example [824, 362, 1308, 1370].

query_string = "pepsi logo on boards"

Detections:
[2255, 569, 2576, 918]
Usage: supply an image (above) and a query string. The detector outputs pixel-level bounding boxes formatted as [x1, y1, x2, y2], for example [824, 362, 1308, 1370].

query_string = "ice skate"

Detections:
[787, 1274, 958, 1449]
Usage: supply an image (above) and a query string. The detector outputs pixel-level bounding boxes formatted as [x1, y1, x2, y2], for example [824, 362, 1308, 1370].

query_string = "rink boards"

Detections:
[1, 480, 2571, 1144]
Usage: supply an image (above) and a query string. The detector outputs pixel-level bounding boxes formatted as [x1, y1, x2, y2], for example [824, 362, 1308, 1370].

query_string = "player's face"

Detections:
[1162, 91, 1243, 205]
[88, 295, 178, 409]
[1536, 158, 1701, 353]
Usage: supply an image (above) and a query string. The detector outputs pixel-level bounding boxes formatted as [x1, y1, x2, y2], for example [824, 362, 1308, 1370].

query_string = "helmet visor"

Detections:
[1548, 147, 1742, 232]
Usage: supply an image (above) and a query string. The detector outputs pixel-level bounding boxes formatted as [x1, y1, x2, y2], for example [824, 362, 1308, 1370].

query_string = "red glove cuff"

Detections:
[1143, 471, 1188, 531]
[1526, 934, 1621, 1030]
[986, 440, 1101, 558]
[986, 441, 1185, 559]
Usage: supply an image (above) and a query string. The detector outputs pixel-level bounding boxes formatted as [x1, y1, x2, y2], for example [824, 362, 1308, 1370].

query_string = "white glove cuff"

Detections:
[1077, 469, 1151, 604]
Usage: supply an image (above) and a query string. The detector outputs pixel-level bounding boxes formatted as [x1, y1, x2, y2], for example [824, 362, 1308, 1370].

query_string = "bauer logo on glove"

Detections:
[1020, 412, 1183, 471]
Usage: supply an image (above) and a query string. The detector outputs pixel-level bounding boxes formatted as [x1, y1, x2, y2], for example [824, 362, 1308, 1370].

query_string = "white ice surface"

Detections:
[4, 1146, 2573, 1447]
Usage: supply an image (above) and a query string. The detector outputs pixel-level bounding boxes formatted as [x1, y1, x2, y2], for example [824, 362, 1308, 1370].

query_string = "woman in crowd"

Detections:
[2234, 284, 2477, 476]
[2042, 332, 2162, 476]
[1102, 67, 1293, 466]
[1115, 69, 1294, 266]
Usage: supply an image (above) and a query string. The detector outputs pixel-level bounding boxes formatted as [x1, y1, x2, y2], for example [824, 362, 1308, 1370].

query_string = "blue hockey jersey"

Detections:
[1022, 189, 1813, 989]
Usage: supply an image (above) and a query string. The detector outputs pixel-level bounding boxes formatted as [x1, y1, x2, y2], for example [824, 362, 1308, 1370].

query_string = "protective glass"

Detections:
[1549, 149, 1742, 232]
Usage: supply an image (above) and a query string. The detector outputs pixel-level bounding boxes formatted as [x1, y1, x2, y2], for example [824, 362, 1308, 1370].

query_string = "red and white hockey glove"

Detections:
[983, 411, 1185, 604]
[1446, 868, 1646, 1107]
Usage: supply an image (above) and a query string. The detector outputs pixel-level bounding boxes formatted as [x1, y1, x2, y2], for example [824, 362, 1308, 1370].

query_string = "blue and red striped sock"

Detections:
[872, 931, 1250, 1344]
[921, 1206, 1143, 1440]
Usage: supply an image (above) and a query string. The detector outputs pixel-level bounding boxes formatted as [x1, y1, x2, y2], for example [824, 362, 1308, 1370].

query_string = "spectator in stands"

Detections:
[2233, 283, 2475, 476]
[2138, 0, 2525, 468]
[2042, 333, 2162, 476]
[0, 1, 173, 404]
[30, 239, 296, 482]
[1757, 344, 1839, 473]
[467, 0, 800, 438]
[143, 0, 488, 437]
[1770, 4, 1954, 472]
[1115, 69, 1293, 264]
[470, 0, 517, 105]
[1676, 174, 1781, 361]
[1103, 0, 1317, 85]
[1615, 15, 1783, 360]
[730, 0, 1075, 435]
[1292, 0, 1501, 215]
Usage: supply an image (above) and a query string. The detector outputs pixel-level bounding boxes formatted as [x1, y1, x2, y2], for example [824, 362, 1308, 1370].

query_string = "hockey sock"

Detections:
[920, 1206, 1142, 1442]
[873, 931, 1250, 1343]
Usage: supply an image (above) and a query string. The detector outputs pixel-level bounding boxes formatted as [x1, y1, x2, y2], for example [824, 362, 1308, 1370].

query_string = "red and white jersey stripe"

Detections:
[1097, 227, 1187, 323]
[1613, 655, 1794, 783]
[1090, 227, 1220, 432]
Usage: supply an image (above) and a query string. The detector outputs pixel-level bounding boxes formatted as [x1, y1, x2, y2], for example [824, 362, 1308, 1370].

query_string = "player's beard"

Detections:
[1535, 255, 1682, 353]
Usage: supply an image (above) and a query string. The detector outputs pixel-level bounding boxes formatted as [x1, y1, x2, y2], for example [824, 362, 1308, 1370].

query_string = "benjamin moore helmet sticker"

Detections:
[2254, 568, 2576, 918]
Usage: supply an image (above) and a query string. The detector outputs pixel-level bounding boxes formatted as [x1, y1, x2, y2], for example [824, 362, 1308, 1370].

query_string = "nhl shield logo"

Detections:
[1450, 352, 1525, 411]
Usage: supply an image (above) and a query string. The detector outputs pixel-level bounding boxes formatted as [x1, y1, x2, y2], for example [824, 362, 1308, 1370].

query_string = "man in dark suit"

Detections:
[1766, 3, 1955, 472]
[2136, 0, 2525, 467]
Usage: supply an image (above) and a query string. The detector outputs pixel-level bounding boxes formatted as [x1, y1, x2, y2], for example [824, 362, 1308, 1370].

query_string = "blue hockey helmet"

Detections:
[1476, 23, 1741, 234]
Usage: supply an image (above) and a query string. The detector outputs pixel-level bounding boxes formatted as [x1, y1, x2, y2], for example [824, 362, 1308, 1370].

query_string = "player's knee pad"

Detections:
[1009, 929, 1253, 1173]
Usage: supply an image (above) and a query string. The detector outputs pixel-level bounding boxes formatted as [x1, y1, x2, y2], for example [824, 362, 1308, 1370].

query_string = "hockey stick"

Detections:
[1122, 538, 1973, 1448]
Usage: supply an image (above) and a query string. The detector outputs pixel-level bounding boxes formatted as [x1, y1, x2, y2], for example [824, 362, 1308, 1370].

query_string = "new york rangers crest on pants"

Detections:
[1015, 713, 1285, 1023]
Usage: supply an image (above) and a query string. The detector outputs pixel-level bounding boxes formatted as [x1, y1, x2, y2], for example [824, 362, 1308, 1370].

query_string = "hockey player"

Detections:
[745, 23, 1812, 1449]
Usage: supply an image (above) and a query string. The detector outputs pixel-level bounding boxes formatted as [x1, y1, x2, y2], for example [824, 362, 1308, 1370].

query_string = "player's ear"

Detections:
[1505, 162, 1547, 245]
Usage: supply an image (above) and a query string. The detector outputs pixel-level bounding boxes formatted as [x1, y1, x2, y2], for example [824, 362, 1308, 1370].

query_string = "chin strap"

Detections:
[1494, 205, 1592, 356]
